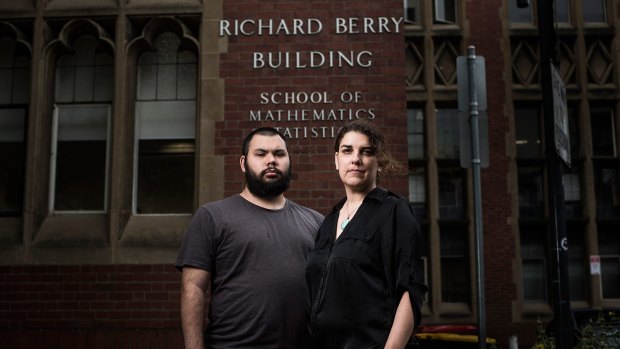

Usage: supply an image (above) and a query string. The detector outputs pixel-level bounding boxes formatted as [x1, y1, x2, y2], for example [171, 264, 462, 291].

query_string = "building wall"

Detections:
[1, 265, 183, 347]
[0, 0, 409, 347]
[1, 0, 619, 348]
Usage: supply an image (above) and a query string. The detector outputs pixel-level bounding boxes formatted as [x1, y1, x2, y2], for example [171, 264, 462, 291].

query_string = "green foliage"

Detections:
[531, 312, 620, 349]
[574, 311, 620, 349]
[531, 317, 555, 349]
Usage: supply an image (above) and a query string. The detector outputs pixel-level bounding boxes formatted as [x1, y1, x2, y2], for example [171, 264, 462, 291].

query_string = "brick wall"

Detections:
[1, 266, 183, 348]
[216, 0, 408, 214]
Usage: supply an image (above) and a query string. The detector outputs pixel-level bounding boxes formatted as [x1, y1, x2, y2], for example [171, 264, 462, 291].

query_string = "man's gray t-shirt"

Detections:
[176, 195, 323, 349]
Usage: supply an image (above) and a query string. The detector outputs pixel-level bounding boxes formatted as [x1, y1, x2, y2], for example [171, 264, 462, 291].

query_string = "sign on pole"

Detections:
[551, 63, 570, 167]
[457, 56, 489, 168]
[457, 56, 487, 112]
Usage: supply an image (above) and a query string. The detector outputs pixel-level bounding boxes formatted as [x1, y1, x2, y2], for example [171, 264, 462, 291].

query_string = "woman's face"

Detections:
[335, 131, 379, 193]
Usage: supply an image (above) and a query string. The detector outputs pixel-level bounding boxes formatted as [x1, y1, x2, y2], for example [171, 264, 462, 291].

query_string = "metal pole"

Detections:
[467, 45, 486, 349]
[535, 1, 572, 348]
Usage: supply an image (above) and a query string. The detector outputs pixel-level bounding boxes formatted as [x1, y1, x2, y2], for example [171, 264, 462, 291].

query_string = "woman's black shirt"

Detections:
[305, 187, 427, 349]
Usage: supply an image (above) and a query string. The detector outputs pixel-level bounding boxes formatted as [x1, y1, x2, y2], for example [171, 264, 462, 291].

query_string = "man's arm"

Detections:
[180, 267, 211, 349]
[384, 291, 414, 349]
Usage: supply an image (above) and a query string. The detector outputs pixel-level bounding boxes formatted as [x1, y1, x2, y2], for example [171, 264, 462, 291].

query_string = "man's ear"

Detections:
[240, 156, 246, 172]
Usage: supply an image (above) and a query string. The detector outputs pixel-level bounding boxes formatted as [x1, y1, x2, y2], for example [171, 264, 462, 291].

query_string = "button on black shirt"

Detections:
[306, 187, 427, 349]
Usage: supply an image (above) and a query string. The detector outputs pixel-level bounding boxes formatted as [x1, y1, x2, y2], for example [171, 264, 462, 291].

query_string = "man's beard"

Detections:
[244, 162, 291, 198]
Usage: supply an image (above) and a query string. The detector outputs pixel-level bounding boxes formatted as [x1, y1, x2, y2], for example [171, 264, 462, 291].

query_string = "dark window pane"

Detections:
[594, 164, 620, 218]
[598, 227, 620, 255]
[601, 257, 620, 299]
[0, 108, 26, 215]
[598, 229, 620, 299]
[590, 108, 616, 157]
[518, 166, 545, 218]
[436, 108, 459, 159]
[568, 227, 586, 301]
[568, 260, 586, 301]
[568, 107, 580, 160]
[55, 141, 106, 210]
[0, 34, 30, 216]
[515, 108, 542, 158]
[583, 0, 606, 23]
[137, 140, 195, 214]
[53, 106, 109, 211]
[55, 35, 113, 104]
[407, 108, 424, 159]
[94, 61, 113, 101]
[0, 38, 15, 101]
[438, 167, 465, 219]
[409, 166, 426, 220]
[177, 61, 197, 100]
[55, 66, 75, 102]
[135, 32, 197, 214]
[440, 226, 470, 302]
[509, 0, 533, 23]
[156, 33, 180, 64]
[563, 167, 582, 219]
[523, 259, 546, 300]
[74, 65, 94, 102]
[405, 0, 419, 23]
[521, 226, 547, 301]
[137, 60, 157, 100]
[434, 0, 456, 24]
[52, 36, 111, 212]
[157, 63, 177, 100]
[555, 0, 570, 23]
[0, 36, 31, 104]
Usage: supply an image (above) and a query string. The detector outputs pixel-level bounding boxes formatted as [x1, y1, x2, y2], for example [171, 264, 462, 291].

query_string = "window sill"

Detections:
[520, 302, 553, 320]
[438, 302, 472, 318]
[116, 214, 191, 263]
[34, 213, 107, 247]
[119, 214, 191, 247]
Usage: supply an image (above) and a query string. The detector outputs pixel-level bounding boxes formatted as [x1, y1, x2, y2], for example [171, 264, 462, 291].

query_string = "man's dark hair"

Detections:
[242, 127, 287, 156]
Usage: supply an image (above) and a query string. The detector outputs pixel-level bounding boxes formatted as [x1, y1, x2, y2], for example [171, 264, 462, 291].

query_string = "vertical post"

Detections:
[467, 45, 486, 349]
[536, 1, 572, 348]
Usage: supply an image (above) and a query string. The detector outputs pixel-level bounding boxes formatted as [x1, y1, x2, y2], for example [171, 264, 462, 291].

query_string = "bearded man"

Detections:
[176, 127, 323, 349]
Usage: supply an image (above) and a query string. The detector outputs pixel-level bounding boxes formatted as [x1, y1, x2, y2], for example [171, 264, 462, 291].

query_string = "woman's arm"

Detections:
[384, 291, 414, 349]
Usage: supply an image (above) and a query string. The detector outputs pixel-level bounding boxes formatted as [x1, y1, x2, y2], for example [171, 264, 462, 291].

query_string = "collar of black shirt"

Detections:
[328, 187, 389, 214]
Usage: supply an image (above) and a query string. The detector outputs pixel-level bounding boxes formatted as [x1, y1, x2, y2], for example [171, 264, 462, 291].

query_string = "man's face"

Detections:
[242, 134, 291, 198]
